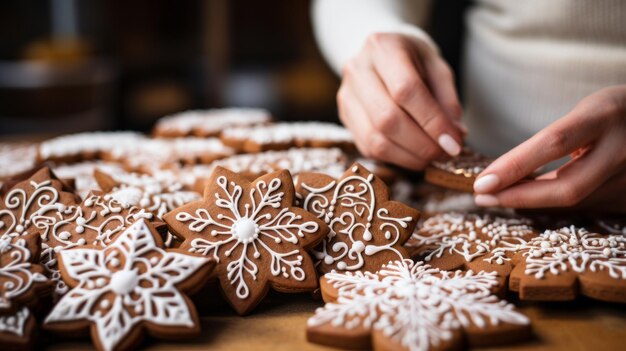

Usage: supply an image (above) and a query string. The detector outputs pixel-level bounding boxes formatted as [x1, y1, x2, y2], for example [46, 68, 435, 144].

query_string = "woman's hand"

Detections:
[474, 85, 626, 213]
[337, 33, 465, 170]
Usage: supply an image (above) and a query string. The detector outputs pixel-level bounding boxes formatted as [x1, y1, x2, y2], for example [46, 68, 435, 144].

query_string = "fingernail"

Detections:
[473, 174, 500, 193]
[438, 134, 461, 156]
[474, 194, 500, 207]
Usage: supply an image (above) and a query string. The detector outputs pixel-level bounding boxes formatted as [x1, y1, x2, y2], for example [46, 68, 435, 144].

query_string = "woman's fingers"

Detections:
[343, 59, 443, 164]
[475, 131, 623, 208]
[337, 85, 430, 170]
[366, 34, 463, 156]
[421, 54, 464, 126]
[474, 110, 604, 194]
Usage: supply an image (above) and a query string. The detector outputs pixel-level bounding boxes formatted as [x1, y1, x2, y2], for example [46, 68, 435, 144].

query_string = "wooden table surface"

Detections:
[45, 291, 626, 351]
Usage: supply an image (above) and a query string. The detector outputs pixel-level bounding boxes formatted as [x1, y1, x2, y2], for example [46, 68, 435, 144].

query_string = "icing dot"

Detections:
[96, 278, 107, 287]
[337, 262, 347, 270]
[100, 299, 111, 309]
[323, 256, 334, 265]
[110, 258, 120, 267]
[253, 251, 260, 259]
[603, 248, 612, 257]
[150, 257, 159, 265]
[76, 226, 84, 234]
[231, 218, 258, 243]
[58, 231, 71, 240]
[77, 238, 86, 246]
[110, 270, 139, 295]
[76, 217, 86, 226]
[16, 225, 24, 233]
[352, 241, 365, 253]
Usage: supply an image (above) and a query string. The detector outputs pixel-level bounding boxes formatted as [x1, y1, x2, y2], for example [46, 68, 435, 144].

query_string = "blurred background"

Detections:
[0, 0, 465, 137]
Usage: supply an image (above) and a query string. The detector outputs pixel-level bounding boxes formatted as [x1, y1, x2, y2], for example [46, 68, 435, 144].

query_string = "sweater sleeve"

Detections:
[311, 0, 437, 75]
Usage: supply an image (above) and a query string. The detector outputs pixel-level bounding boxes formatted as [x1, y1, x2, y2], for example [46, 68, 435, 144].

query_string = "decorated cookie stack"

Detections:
[0, 107, 624, 351]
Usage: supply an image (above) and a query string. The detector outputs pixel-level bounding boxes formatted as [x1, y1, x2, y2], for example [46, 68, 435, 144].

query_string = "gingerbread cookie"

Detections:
[188, 147, 347, 191]
[0, 143, 38, 182]
[153, 108, 272, 138]
[0, 307, 36, 350]
[34, 192, 164, 296]
[406, 212, 537, 283]
[38, 132, 145, 164]
[221, 122, 354, 153]
[44, 219, 214, 351]
[53, 161, 125, 199]
[425, 149, 492, 192]
[0, 167, 79, 240]
[164, 167, 329, 315]
[507, 226, 626, 303]
[0, 233, 51, 313]
[94, 170, 201, 220]
[307, 259, 531, 351]
[296, 163, 420, 273]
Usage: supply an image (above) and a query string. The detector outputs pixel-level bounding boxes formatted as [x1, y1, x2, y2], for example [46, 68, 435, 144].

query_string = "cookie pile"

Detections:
[0, 107, 623, 351]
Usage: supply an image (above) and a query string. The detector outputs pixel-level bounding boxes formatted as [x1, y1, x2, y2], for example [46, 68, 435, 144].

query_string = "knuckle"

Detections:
[506, 156, 527, 180]
[373, 106, 400, 135]
[390, 77, 419, 103]
[544, 130, 569, 154]
[369, 133, 392, 158]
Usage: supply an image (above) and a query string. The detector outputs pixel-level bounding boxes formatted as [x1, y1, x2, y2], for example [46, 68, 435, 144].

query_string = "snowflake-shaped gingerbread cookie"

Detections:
[44, 219, 214, 351]
[164, 166, 329, 315]
[307, 259, 530, 351]
[33, 192, 164, 296]
[0, 232, 51, 313]
[406, 212, 537, 276]
[506, 226, 626, 303]
[296, 163, 419, 273]
[0, 167, 78, 240]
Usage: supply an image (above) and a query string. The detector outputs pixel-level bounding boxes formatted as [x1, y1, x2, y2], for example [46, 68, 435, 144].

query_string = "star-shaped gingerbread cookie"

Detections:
[164, 166, 329, 315]
[33, 191, 166, 296]
[307, 259, 531, 351]
[296, 163, 419, 273]
[44, 219, 214, 351]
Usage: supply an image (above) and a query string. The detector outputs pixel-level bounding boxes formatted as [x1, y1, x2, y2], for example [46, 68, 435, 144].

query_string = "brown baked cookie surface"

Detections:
[44, 219, 214, 351]
[425, 149, 492, 192]
[307, 259, 531, 351]
[296, 163, 420, 273]
[34, 192, 165, 296]
[164, 167, 329, 315]
[0, 307, 36, 350]
[508, 226, 626, 303]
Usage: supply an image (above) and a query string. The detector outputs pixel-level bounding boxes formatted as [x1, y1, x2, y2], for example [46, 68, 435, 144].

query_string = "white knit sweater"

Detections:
[311, 0, 626, 157]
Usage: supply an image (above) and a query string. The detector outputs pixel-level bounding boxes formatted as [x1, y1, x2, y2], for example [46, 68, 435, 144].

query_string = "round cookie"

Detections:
[164, 167, 329, 315]
[296, 163, 420, 273]
[425, 149, 492, 192]
[307, 259, 531, 351]
[44, 219, 214, 351]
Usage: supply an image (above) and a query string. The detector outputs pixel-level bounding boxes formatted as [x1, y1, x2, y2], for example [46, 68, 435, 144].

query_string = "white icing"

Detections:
[222, 122, 353, 146]
[44, 219, 209, 351]
[52, 162, 124, 199]
[174, 174, 319, 300]
[0, 236, 48, 310]
[500, 226, 626, 279]
[155, 108, 272, 135]
[0, 143, 37, 179]
[407, 213, 535, 265]
[299, 166, 414, 271]
[0, 307, 30, 337]
[307, 260, 529, 351]
[39, 132, 144, 160]
[33, 193, 154, 296]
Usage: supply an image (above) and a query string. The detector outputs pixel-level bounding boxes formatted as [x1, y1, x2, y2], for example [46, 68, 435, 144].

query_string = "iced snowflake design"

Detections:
[44, 219, 211, 351]
[308, 260, 529, 351]
[297, 164, 418, 273]
[32, 193, 156, 296]
[407, 213, 537, 268]
[0, 168, 77, 240]
[506, 226, 626, 280]
[165, 167, 326, 314]
[0, 307, 30, 337]
[0, 235, 48, 312]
